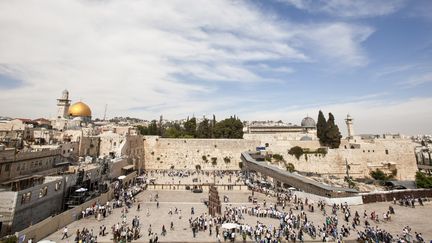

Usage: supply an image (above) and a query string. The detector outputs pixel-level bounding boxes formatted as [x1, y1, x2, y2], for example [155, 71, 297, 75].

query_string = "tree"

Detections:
[164, 123, 183, 138]
[184, 117, 197, 137]
[136, 125, 149, 135]
[147, 120, 159, 135]
[325, 113, 342, 148]
[317, 110, 327, 145]
[197, 118, 212, 138]
[213, 116, 243, 139]
[415, 172, 432, 188]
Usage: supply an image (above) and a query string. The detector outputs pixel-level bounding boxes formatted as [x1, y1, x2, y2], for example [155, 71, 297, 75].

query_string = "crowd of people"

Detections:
[57, 171, 428, 243]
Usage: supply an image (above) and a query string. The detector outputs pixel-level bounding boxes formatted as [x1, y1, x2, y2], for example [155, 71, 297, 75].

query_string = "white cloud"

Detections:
[282, 0, 406, 18]
[0, 0, 372, 119]
[400, 73, 432, 87]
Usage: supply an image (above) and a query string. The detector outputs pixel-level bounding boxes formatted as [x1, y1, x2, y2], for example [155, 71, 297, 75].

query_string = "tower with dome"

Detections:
[52, 90, 93, 130]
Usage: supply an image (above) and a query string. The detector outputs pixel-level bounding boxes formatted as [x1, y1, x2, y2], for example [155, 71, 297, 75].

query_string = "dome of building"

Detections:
[301, 116, 316, 128]
[300, 135, 312, 141]
[68, 102, 92, 117]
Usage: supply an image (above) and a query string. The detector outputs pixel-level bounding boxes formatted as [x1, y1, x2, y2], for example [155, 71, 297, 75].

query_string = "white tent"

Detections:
[221, 223, 239, 230]
[118, 175, 126, 180]
[75, 188, 87, 192]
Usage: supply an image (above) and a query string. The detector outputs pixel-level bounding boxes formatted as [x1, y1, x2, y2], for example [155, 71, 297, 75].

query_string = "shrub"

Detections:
[224, 156, 231, 163]
[272, 154, 284, 162]
[370, 169, 387, 180]
[202, 155, 207, 162]
[288, 146, 303, 160]
[195, 164, 201, 170]
[285, 163, 295, 172]
[211, 157, 217, 166]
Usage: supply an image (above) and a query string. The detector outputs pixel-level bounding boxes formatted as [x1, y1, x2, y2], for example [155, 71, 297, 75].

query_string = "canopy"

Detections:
[75, 188, 87, 192]
[118, 175, 126, 180]
[221, 223, 239, 230]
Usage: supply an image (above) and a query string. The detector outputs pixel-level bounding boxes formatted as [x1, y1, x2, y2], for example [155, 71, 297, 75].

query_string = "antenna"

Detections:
[103, 104, 107, 121]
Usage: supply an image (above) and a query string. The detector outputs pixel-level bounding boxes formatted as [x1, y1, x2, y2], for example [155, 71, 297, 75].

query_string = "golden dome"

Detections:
[68, 101, 92, 117]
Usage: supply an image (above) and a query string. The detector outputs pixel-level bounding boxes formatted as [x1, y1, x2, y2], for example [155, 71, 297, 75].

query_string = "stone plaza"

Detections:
[43, 188, 432, 242]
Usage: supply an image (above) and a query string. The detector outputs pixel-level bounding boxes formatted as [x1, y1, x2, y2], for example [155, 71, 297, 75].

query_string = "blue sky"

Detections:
[0, 0, 431, 135]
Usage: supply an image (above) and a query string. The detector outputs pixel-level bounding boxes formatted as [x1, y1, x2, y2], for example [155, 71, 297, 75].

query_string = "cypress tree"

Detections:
[317, 110, 328, 145]
[325, 113, 342, 148]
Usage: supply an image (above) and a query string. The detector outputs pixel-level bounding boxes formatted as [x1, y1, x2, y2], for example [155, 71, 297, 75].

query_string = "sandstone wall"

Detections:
[265, 139, 417, 180]
[143, 136, 260, 170]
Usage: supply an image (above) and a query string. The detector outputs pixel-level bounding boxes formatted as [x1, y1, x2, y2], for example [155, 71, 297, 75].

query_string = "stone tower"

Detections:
[57, 89, 71, 119]
[345, 114, 354, 138]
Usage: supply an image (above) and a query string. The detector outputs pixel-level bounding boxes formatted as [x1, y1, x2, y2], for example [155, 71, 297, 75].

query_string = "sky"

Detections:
[0, 0, 431, 136]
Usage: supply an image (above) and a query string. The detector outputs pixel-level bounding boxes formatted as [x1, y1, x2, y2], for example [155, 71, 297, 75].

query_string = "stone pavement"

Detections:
[44, 189, 432, 242]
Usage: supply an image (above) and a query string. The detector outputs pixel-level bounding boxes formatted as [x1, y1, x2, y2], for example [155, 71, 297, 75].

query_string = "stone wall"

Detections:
[143, 136, 260, 170]
[262, 139, 417, 180]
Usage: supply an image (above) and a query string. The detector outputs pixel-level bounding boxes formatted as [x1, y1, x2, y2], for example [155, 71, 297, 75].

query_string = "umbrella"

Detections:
[118, 175, 126, 180]
[221, 223, 239, 230]
[75, 188, 87, 192]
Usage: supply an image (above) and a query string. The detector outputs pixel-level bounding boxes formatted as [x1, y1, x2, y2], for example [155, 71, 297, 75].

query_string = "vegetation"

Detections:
[415, 172, 432, 188]
[202, 155, 208, 162]
[272, 154, 284, 162]
[288, 146, 304, 160]
[223, 156, 231, 163]
[288, 146, 327, 160]
[316, 111, 342, 148]
[211, 157, 217, 166]
[195, 164, 201, 170]
[285, 163, 295, 172]
[369, 169, 395, 181]
[136, 115, 243, 139]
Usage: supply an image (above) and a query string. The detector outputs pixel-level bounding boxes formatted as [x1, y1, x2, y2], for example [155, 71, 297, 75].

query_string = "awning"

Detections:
[122, 165, 135, 170]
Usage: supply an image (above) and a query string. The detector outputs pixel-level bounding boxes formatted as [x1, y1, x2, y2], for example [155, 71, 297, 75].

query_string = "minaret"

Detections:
[345, 114, 354, 138]
[57, 89, 71, 119]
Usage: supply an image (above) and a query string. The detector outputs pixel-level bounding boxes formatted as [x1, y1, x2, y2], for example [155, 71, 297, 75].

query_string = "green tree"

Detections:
[147, 120, 159, 135]
[415, 172, 432, 188]
[213, 116, 243, 138]
[325, 113, 342, 148]
[136, 125, 149, 135]
[164, 123, 183, 138]
[197, 118, 212, 138]
[317, 110, 328, 145]
[184, 117, 197, 137]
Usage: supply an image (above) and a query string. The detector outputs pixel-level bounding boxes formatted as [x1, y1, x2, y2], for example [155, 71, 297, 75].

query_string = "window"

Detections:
[5, 164, 10, 172]
[55, 181, 62, 191]
[21, 192, 32, 204]
[39, 186, 48, 198]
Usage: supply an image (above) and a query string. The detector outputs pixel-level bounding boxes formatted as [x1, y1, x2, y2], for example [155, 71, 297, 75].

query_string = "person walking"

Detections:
[61, 226, 69, 239]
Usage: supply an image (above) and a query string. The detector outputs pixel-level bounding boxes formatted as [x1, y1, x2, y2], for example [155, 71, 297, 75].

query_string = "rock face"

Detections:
[142, 136, 418, 180]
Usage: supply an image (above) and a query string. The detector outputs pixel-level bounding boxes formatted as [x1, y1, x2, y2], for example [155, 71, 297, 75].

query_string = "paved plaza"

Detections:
[44, 188, 432, 242]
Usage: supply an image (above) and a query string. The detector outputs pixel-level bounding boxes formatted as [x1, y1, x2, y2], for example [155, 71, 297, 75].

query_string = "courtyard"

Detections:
[44, 188, 432, 242]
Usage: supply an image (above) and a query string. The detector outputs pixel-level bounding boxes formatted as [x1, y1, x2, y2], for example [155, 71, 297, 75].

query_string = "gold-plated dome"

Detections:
[68, 101, 92, 117]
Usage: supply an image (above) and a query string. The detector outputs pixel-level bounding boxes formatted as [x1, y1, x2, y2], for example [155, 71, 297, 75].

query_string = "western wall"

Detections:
[142, 135, 418, 180]
[143, 136, 260, 170]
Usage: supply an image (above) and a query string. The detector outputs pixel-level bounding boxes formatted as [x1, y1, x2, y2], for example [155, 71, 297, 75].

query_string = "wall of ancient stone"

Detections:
[143, 136, 260, 170]
[264, 138, 418, 180]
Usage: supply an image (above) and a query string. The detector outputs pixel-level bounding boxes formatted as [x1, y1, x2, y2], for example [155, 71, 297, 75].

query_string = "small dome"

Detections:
[68, 102, 92, 117]
[301, 116, 316, 128]
[300, 136, 312, 141]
